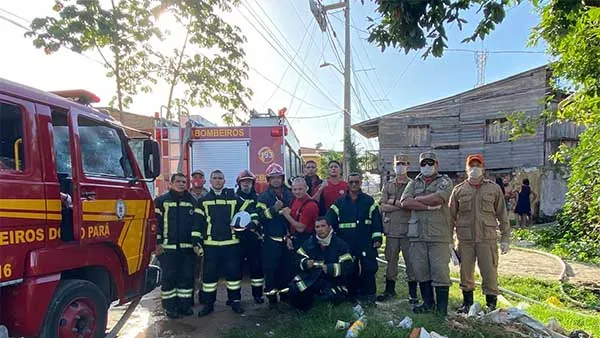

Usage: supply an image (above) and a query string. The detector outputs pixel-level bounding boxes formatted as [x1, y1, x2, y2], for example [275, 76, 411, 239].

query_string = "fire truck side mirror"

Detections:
[143, 139, 161, 180]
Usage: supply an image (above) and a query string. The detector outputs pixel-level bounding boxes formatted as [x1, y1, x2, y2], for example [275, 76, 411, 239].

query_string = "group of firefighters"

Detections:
[153, 151, 510, 320]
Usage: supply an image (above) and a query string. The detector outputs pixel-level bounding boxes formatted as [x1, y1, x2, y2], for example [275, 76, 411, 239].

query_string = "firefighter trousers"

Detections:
[262, 237, 289, 300]
[458, 241, 499, 295]
[289, 275, 348, 311]
[201, 244, 242, 305]
[348, 247, 378, 297]
[158, 249, 195, 313]
[385, 236, 416, 282]
[241, 232, 264, 298]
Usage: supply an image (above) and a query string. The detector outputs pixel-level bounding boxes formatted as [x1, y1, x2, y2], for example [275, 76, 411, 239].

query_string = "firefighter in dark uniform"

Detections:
[289, 217, 354, 311]
[154, 173, 202, 319]
[235, 169, 265, 304]
[326, 172, 383, 306]
[256, 163, 294, 309]
[197, 170, 248, 316]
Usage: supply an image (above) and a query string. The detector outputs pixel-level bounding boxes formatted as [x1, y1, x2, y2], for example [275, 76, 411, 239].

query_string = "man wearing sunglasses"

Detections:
[326, 172, 383, 306]
[400, 152, 454, 316]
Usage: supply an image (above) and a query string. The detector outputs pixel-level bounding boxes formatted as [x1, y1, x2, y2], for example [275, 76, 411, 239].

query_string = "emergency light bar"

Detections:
[51, 89, 101, 105]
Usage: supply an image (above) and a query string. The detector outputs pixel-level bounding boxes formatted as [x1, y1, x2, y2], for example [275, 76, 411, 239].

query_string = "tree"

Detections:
[153, 0, 253, 125]
[359, 151, 378, 174]
[318, 150, 342, 179]
[27, 0, 161, 121]
[345, 134, 362, 175]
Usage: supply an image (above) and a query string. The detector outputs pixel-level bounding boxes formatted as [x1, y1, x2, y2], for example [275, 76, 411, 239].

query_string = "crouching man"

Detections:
[288, 217, 354, 311]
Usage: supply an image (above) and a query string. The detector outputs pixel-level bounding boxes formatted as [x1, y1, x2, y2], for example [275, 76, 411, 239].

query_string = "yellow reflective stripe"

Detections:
[180, 243, 193, 248]
[372, 232, 382, 239]
[161, 290, 177, 299]
[240, 199, 252, 212]
[269, 236, 283, 242]
[227, 200, 237, 220]
[331, 204, 340, 216]
[162, 244, 177, 249]
[365, 219, 372, 225]
[204, 238, 239, 246]
[177, 288, 193, 298]
[157, 234, 162, 240]
[180, 202, 194, 207]
[202, 282, 218, 292]
[300, 257, 308, 270]
[296, 280, 307, 292]
[226, 280, 242, 290]
[264, 208, 273, 219]
[333, 263, 341, 277]
[339, 222, 356, 229]
[369, 202, 378, 218]
[191, 231, 202, 238]
[203, 202, 212, 241]
[154, 208, 162, 215]
[250, 213, 259, 218]
[162, 203, 170, 246]
[256, 202, 267, 209]
[195, 208, 204, 216]
[251, 278, 265, 287]
[256, 202, 273, 219]
[164, 202, 177, 207]
[162, 289, 176, 296]
[339, 253, 353, 263]
[297, 247, 309, 258]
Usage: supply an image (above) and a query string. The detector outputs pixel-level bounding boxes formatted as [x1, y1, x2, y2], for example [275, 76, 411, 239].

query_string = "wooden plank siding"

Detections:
[375, 66, 552, 173]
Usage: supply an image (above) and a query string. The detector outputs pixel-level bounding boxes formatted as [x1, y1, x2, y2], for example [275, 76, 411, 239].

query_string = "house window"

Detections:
[485, 119, 511, 143]
[407, 125, 430, 147]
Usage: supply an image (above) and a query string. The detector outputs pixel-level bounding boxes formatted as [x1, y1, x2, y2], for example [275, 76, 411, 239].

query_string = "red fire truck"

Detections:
[0, 79, 161, 338]
[186, 109, 303, 192]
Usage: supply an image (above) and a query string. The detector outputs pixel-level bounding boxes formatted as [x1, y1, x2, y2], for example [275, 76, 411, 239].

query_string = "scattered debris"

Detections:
[546, 296, 564, 307]
[265, 330, 274, 337]
[388, 316, 413, 329]
[408, 327, 448, 338]
[345, 316, 367, 338]
[336, 320, 351, 330]
[255, 323, 261, 327]
[352, 304, 365, 319]
[468, 302, 483, 318]
[569, 330, 591, 338]
[545, 318, 567, 336]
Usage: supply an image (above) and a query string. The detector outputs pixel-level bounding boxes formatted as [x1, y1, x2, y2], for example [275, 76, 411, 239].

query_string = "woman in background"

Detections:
[514, 178, 537, 228]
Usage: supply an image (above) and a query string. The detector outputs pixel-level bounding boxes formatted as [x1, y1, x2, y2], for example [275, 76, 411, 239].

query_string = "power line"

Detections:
[390, 51, 419, 94]
[0, 7, 30, 23]
[288, 111, 341, 120]
[446, 48, 546, 54]
[0, 13, 30, 30]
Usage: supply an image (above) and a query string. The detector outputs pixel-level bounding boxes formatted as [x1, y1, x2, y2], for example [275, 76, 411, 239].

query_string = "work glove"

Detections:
[193, 244, 204, 257]
[500, 242, 510, 254]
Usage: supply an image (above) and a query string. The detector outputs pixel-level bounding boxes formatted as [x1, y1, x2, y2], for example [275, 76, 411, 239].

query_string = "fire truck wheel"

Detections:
[39, 279, 108, 338]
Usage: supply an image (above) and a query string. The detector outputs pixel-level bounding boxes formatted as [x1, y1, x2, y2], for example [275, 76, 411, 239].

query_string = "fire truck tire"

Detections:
[39, 279, 108, 338]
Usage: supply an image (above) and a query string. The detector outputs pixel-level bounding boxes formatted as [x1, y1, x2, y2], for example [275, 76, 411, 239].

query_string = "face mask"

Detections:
[316, 228, 333, 247]
[468, 167, 484, 179]
[420, 165, 435, 177]
[191, 178, 205, 188]
[395, 165, 408, 175]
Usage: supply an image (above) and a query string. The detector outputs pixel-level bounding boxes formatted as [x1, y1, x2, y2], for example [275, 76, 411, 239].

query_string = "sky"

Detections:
[0, 0, 549, 152]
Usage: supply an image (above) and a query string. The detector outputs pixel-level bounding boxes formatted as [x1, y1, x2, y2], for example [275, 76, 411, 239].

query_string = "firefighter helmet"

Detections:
[236, 169, 256, 185]
[231, 211, 252, 231]
[265, 163, 285, 178]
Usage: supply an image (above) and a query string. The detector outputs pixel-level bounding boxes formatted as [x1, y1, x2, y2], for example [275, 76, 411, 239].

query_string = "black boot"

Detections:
[254, 296, 265, 304]
[267, 295, 278, 310]
[376, 280, 396, 302]
[457, 290, 474, 314]
[178, 307, 194, 317]
[408, 281, 419, 305]
[486, 295, 498, 311]
[166, 310, 182, 319]
[231, 300, 245, 314]
[197, 303, 214, 317]
[435, 286, 449, 317]
[413, 281, 435, 313]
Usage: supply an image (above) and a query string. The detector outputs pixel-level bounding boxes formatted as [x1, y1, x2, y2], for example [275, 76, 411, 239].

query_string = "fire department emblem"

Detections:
[115, 199, 126, 220]
[258, 146, 274, 164]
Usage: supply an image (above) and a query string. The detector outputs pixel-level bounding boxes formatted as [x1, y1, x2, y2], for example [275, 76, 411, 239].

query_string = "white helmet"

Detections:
[230, 211, 252, 231]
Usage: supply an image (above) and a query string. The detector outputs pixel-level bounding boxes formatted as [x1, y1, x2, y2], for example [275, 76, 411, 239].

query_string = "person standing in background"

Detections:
[514, 178, 537, 228]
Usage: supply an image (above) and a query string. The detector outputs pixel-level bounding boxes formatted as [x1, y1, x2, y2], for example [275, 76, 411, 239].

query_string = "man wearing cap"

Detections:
[189, 169, 208, 305]
[197, 170, 248, 317]
[190, 169, 209, 202]
[235, 170, 265, 304]
[256, 163, 294, 309]
[377, 153, 418, 305]
[449, 154, 510, 312]
[400, 152, 454, 316]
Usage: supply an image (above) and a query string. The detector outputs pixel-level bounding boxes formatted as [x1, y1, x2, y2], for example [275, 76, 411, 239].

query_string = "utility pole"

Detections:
[310, 0, 351, 179]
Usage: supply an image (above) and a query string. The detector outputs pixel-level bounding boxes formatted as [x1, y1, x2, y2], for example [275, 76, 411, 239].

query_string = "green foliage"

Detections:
[26, 0, 252, 124]
[344, 134, 361, 176]
[363, 0, 520, 57]
[318, 150, 343, 179]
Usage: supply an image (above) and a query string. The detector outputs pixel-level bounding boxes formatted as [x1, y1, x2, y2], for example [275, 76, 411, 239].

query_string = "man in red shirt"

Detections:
[313, 160, 349, 215]
[281, 177, 319, 251]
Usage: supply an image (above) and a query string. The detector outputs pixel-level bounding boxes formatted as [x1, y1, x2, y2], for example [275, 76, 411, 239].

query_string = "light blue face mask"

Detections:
[420, 165, 435, 177]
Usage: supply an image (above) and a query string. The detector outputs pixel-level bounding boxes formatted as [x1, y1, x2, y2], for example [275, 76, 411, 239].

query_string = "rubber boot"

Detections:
[435, 286, 449, 317]
[254, 296, 265, 304]
[457, 290, 474, 314]
[197, 303, 214, 317]
[413, 281, 435, 313]
[408, 281, 419, 305]
[178, 307, 194, 317]
[231, 300, 245, 314]
[486, 295, 498, 311]
[166, 311, 182, 319]
[267, 295, 278, 310]
[376, 280, 396, 302]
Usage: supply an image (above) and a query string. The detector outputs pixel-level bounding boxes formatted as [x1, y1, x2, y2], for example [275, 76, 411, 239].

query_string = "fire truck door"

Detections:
[73, 113, 151, 275]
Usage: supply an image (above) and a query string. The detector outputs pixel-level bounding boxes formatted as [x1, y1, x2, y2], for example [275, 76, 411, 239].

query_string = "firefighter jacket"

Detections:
[236, 188, 261, 238]
[326, 191, 383, 252]
[154, 190, 202, 250]
[198, 188, 246, 246]
[256, 187, 294, 240]
[292, 234, 354, 289]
